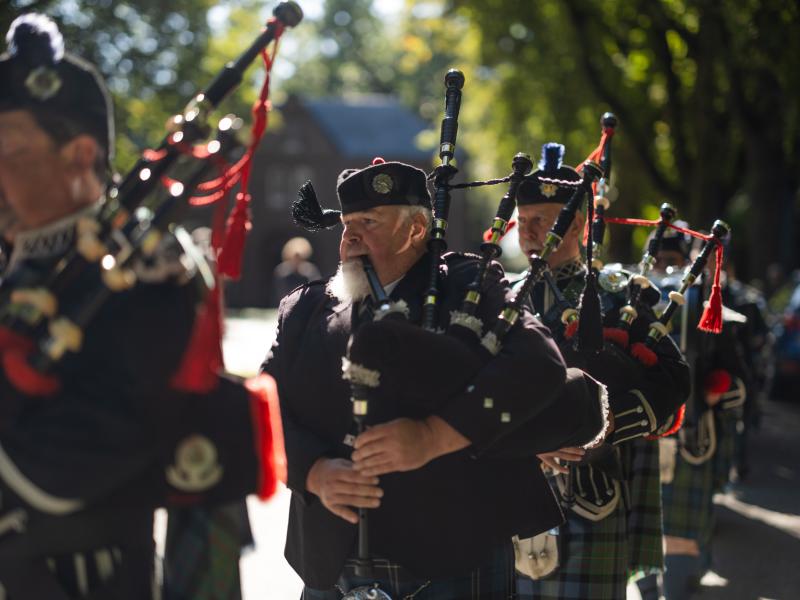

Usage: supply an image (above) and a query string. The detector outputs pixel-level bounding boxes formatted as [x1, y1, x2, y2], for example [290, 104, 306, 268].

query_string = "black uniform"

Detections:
[0, 214, 269, 599]
[262, 250, 606, 590]
[0, 14, 282, 599]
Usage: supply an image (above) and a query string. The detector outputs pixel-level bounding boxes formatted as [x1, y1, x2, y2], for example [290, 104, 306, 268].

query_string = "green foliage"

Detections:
[3, 0, 797, 274]
[450, 0, 800, 274]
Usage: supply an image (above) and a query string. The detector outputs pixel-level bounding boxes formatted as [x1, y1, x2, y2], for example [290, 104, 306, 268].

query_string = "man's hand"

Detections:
[352, 416, 469, 477]
[305, 457, 382, 524]
[537, 447, 585, 474]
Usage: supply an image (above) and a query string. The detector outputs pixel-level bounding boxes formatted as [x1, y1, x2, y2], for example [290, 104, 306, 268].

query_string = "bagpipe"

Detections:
[0, 2, 304, 495]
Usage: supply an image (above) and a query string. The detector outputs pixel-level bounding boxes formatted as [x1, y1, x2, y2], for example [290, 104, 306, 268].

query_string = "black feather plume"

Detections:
[7, 14, 64, 66]
[292, 180, 341, 231]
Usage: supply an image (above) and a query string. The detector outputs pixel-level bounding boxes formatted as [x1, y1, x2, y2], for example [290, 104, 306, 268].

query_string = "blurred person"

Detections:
[273, 235, 321, 303]
[0, 14, 284, 598]
[651, 228, 749, 599]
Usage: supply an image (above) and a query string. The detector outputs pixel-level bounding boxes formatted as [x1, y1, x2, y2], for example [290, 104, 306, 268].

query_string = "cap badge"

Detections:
[371, 173, 394, 195]
[25, 66, 62, 101]
[166, 434, 223, 492]
[540, 182, 558, 198]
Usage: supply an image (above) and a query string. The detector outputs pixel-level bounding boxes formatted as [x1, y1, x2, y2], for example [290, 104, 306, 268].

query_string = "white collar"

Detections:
[6, 202, 101, 274]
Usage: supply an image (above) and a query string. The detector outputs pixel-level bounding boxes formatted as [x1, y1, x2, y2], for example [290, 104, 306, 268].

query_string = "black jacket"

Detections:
[263, 251, 605, 588]
[0, 242, 263, 599]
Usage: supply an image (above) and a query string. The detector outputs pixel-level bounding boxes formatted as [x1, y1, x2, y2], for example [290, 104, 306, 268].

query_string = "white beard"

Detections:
[327, 259, 371, 303]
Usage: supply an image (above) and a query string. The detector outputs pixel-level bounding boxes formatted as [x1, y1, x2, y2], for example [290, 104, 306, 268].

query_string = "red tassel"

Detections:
[0, 327, 33, 353]
[603, 327, 629, 348]
[630, 342, 658, 367]
[564, 318, 579, 340]
[216, 192, 251, 279]
[698, 244, 724, 333]
[698, 292, 722, 333]
[247, 374, 287, 499]
[170, 283, 224, 393]
[2, 349, 60, 396]
[646, 403, 685, 439]
[704, 369, 732, 394]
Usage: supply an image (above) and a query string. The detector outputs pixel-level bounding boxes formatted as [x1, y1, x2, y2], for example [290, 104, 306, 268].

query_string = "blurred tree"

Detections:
[452, 0, 800, 277]
[279, 0, 396, 97]
[1, 0, 273, 172]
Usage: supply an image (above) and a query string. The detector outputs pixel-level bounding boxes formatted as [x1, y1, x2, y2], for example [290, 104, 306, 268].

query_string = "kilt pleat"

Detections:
[625, 439, 665, 578]
[516, 507, 628, 600]
[661, 449, 714, 543]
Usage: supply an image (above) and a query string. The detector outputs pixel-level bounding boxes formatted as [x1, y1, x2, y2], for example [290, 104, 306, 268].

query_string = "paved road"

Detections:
[220, 312, 800, 599]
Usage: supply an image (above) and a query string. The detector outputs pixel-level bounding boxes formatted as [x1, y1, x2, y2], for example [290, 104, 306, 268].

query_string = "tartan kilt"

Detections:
[712, 410, 738, 492]
[302, 543, 515, 600]
[163, 502, 251, 600]
[661, 449, 714, 544]
[516, 505, 628, 600]
[625, 438, 665, 579]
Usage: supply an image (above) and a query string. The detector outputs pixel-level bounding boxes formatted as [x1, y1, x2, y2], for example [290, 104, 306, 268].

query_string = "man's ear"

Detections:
[410, 212, 428, 243]
[60, 134, 99, 175]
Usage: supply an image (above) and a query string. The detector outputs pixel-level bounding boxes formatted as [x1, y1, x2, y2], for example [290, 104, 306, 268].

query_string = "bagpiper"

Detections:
[512, 143, 689, 600]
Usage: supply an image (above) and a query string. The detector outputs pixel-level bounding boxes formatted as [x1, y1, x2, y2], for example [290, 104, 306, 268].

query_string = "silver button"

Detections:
[501, 412, 511, 423]
[483, 397, 494, 409]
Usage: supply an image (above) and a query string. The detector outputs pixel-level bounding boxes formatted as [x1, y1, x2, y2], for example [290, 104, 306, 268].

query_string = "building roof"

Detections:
[302, 95, 433, 161]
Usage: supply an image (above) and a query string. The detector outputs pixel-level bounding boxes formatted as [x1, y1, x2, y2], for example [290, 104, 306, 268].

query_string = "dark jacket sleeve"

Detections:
[480, 367, 608, 457]
[434, 262, 568, 455]
[571, 302, 691, 444]
[260, 293, 333, 498]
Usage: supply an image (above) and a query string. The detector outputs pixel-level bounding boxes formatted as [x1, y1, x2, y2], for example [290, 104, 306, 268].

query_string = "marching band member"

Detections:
[652, 229, 749, 600]
[0, 14, 285, 598]
[513, 143, 689, 600]
[263, 158, 608, 599]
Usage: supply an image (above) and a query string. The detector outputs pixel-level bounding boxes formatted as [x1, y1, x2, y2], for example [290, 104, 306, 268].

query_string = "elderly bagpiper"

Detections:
[0, 13, 288, 599]
[262, 150, 612, 598]
[511, 142, 690, 600]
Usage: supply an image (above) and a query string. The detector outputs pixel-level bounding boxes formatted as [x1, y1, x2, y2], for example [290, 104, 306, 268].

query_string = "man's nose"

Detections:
[522, 223, 539, 239]
[343, 225, 361, 243]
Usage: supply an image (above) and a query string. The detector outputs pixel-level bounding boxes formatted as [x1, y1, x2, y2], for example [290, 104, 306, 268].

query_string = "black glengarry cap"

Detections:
[517, 143, 581, 206]
[0, 14, 114, 168]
